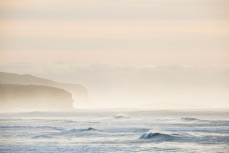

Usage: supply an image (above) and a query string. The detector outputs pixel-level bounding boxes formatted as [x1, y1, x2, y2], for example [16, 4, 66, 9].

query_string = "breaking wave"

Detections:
[139, 132, 175, 140]
[139, 131, 229, 144]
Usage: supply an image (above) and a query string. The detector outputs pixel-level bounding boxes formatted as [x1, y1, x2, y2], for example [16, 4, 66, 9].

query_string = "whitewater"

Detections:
[0, 110, 228, 153]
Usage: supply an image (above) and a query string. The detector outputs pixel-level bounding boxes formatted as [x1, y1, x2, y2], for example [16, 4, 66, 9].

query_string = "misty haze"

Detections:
[0, 0, 228, 153]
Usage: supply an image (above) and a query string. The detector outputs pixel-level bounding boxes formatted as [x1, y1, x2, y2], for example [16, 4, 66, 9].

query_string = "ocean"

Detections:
[0, 110, 228, 153]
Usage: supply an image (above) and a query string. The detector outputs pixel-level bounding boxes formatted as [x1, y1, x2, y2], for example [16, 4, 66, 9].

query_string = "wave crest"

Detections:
[181, 117, 200, 122]
[114, 114, 129, 119]
[139, 132, 174, 140]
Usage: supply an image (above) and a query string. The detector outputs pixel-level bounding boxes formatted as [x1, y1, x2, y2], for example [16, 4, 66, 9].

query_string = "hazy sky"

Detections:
[0, 0, 228, 109]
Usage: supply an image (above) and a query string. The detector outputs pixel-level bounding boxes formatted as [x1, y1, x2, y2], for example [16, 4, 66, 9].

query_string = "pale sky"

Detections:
[0, 0, 228, 109]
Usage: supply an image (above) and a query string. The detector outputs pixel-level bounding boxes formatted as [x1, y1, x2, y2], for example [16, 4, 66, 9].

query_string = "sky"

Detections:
[0, 0, 229, 109]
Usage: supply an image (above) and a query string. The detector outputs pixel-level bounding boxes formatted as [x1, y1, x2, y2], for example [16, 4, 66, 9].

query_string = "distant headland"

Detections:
[0, 72, 88, 112]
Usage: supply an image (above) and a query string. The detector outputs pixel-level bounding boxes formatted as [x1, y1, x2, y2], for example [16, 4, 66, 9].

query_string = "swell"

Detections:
[181, 117, 200, 122]
[64, 127, 97, 133]
[32, 127, 99, 139]
[180, 117, 229, 125]
[0, 125, 64, 131]
[32, 127, 150, 139]
[138, 131, 229, 144]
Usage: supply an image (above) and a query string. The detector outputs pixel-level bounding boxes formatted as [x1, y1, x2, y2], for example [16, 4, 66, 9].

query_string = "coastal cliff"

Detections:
[0, 84, 74, 112]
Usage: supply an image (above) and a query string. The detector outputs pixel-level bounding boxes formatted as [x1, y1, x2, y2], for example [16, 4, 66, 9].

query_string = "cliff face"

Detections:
[0, 84, 74, 112]
[0, 72, 89, 107]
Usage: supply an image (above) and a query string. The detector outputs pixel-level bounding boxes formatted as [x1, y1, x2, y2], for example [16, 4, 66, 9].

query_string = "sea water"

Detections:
[0, 110, 228, 153]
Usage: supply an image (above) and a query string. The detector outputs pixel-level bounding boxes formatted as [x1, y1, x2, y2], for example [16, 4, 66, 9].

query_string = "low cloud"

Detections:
[1, 63, 228, 109]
